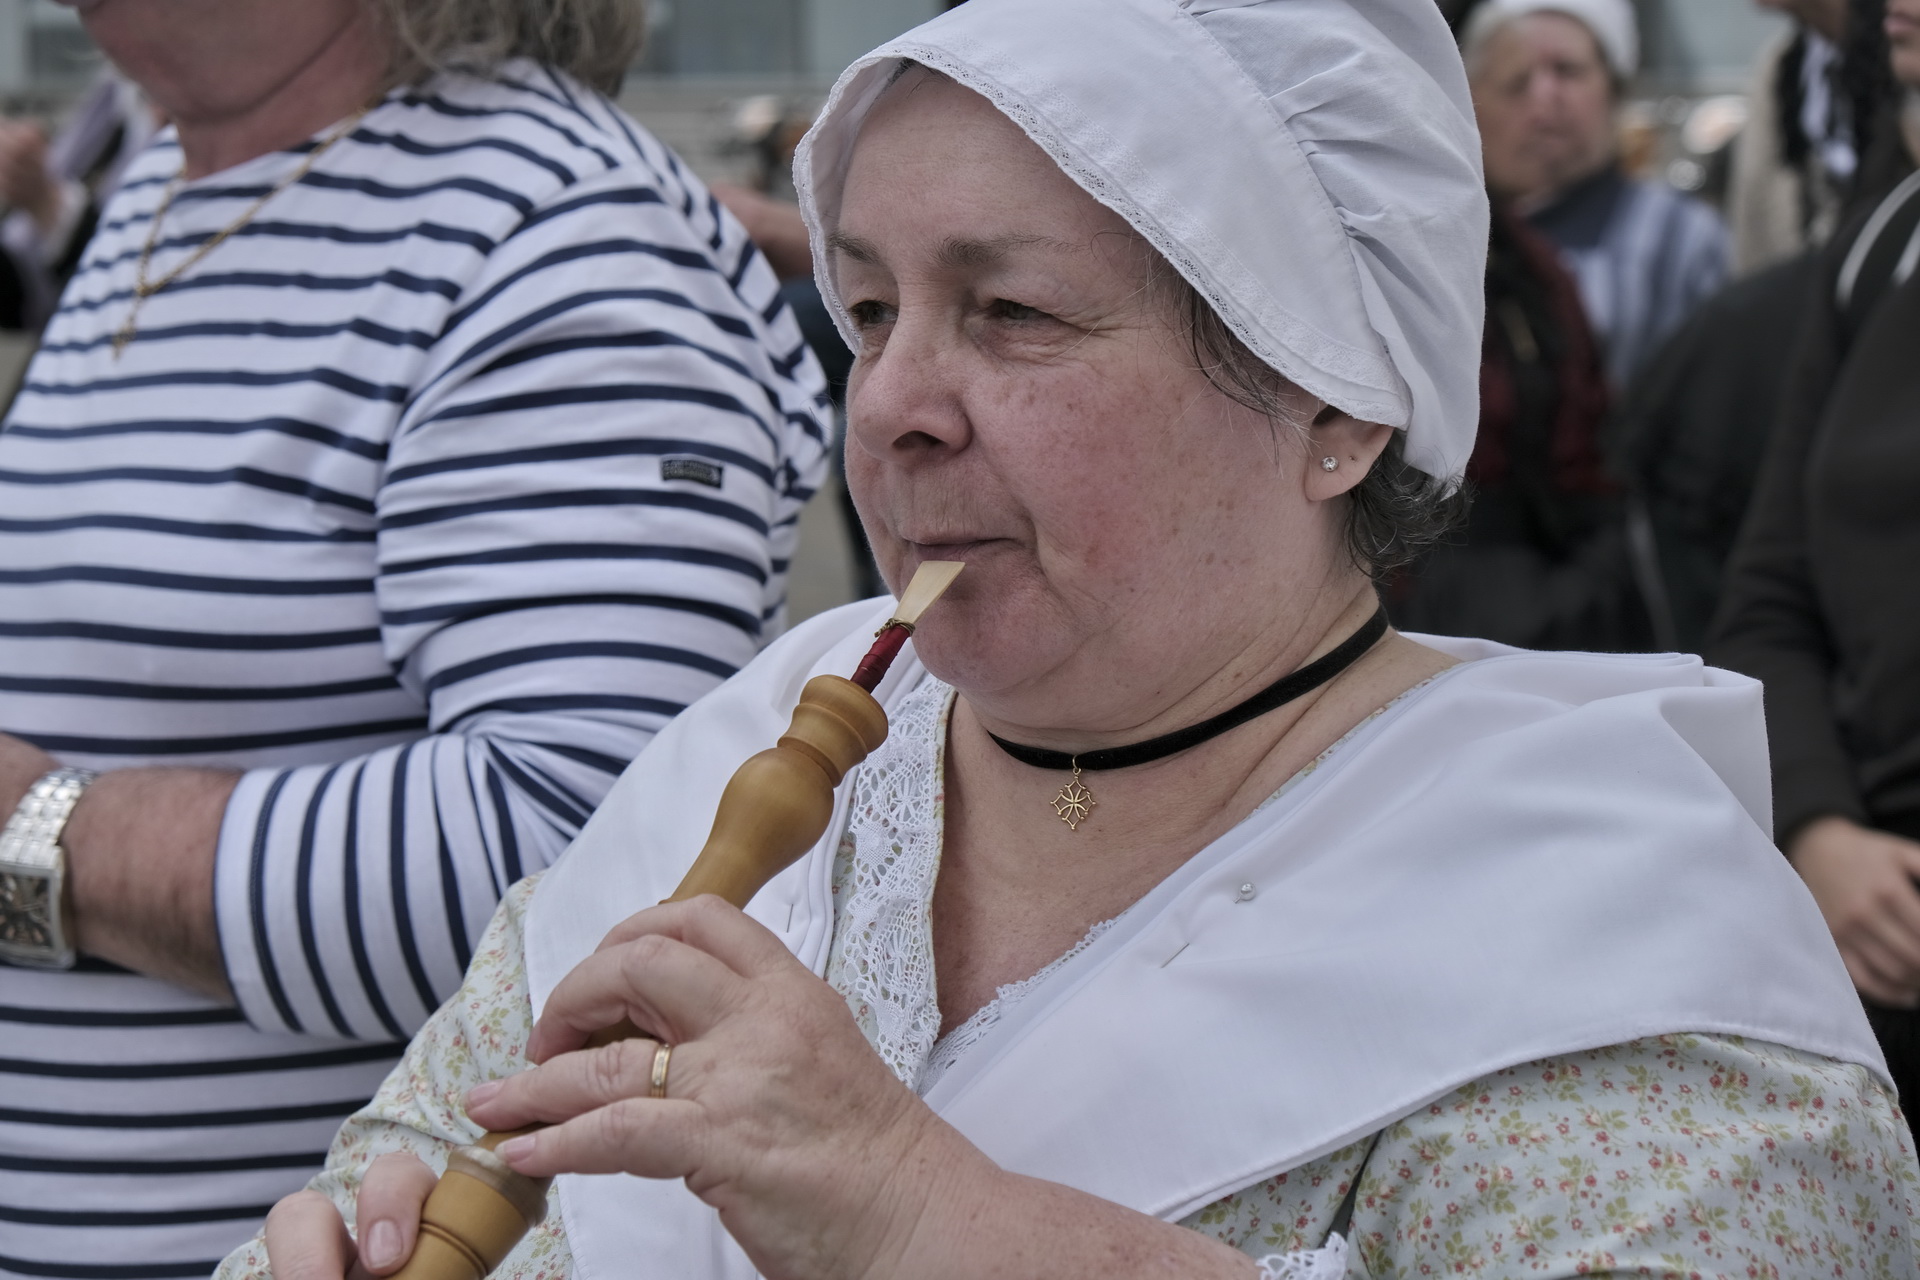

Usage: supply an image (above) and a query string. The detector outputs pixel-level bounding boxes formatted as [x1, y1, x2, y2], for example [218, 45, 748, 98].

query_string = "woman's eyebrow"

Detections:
[827, 231, 882, 264]
[934, 233, 1079, 268]
[826, 230, 1081, 269]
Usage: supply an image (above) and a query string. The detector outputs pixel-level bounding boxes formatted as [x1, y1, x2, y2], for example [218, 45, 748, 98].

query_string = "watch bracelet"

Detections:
[0, 767, 98, 968]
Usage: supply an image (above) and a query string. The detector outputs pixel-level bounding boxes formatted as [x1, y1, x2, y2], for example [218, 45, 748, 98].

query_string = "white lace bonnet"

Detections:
[793, 0, 1490, 485]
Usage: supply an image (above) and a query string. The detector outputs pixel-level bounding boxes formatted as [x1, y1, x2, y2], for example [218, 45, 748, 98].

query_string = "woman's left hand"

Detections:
[464, 895, 995, 1280]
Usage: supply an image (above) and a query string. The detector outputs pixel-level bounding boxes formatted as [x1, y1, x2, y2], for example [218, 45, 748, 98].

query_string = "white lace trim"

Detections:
[919, 913, 1119, 1094]
[1256, 1235, 1348, 1279]
[825, 674, 953, 1088]
[826, 675, 1125, 1094]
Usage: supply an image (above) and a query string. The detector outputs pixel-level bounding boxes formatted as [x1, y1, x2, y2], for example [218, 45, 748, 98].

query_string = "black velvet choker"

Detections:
[985, 605, 1389, 829]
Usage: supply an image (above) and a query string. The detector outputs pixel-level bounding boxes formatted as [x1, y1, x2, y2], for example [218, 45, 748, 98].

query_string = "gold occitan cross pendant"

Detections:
[1051, 761, 1095, 831]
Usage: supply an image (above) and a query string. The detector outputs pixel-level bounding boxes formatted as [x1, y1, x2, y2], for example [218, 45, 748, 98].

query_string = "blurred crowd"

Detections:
[1414, 0, 1920, 1113]
[2, 0, 1920, 1274]
[1435, 0, 1920, 1143]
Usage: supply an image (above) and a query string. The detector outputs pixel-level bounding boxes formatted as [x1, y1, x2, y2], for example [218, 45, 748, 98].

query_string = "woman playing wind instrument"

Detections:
[231, 1, 1918, 1276]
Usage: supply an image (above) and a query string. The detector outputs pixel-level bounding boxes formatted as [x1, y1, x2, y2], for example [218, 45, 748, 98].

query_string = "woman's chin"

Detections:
[912, 644, 1036, 702]
[906, 598, 1075, 704]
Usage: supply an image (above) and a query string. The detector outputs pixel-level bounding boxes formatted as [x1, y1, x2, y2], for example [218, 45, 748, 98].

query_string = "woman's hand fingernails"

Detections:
[496, 1134, 537, 1166]
[467, 1080, 501, 1108]
[363, 1218, 403, 1269]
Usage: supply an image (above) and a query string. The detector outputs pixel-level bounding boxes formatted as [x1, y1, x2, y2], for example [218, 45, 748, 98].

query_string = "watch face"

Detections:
[0, 872, 55, 950]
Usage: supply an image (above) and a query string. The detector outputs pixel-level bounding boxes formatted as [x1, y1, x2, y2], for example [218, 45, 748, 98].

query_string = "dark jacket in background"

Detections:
[1614, 253, 1822, 653]
[1710, 169, 1920, 1111]
[1710, 171, 1920, 847]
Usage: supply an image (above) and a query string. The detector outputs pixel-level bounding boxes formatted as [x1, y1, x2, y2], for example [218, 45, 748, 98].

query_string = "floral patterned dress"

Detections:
[217, 677, 1920, 1279]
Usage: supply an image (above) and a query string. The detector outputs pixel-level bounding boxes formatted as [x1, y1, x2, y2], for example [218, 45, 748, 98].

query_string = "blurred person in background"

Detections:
[1614, 0, 1903, 653]
[1731, 0, 1862, 272]
[1611, 253, 1828, 652]
[0, 71, 158, 330]
[1710, 0, 1920, 1114]
[1726, 0, 1912, 270]
[1464, 0, 1730, 391]
[1392, 0, 1657, 651]
[708, 115, 850, 402]
[710, 109, 881, 599]
[1386, 205, 1647, 650]
[0, 0, 828, 1276]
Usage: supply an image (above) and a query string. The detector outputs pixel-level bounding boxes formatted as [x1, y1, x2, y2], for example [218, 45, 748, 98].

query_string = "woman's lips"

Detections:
[906, 538, 997, 558]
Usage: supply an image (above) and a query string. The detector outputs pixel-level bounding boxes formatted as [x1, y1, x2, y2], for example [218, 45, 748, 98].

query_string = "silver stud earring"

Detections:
[1320, 456, 1338, 472]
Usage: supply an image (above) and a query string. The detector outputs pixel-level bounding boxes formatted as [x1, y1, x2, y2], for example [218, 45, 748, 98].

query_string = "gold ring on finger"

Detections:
[649, 1042, 673, 1099]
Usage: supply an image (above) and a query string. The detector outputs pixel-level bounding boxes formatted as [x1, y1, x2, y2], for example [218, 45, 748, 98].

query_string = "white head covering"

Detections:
[1462, 0, 1640, 79]
[794, 0, 1490, 484]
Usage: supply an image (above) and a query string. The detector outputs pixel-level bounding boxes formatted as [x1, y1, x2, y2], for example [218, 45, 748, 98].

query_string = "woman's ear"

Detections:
[1303, 407, 1395, 502]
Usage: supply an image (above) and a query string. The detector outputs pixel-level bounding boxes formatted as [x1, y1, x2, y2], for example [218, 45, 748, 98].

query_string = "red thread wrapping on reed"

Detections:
[850, 623, 912, 692]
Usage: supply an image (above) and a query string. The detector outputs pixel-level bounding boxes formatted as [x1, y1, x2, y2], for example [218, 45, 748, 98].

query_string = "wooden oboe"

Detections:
[388, 561, 965, 1280]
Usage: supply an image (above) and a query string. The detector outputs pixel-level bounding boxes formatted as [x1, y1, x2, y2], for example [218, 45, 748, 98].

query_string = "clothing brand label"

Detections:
[661, 457, 725, 488]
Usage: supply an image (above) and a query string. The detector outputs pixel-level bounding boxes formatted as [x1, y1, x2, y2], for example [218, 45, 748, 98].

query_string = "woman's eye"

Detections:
[847, 299, 895, 329]
[989, 299, 1048, 322]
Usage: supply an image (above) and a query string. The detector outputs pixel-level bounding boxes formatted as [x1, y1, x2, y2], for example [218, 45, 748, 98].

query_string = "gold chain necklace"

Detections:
[113, 107, 372, 358]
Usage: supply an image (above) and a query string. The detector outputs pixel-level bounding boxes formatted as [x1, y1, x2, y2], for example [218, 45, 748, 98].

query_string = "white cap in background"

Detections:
[1463, 0, 1640, 78]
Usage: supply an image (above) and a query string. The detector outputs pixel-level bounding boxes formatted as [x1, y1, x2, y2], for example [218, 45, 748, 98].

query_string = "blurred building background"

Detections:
[0, 0, 1788, 189]
[0, 0, 94, 111]
[1640, 0, 1786, 91]
[0, 0, 947, 183]
[1632, 0, 1796, 199]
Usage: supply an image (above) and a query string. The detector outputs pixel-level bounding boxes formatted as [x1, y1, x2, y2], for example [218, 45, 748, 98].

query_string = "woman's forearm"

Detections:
[65, 764, 238, 1001]
[0, 730, 236, 999]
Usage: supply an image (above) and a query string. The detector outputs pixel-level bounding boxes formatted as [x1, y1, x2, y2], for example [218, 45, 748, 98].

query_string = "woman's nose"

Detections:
[845, 313, 972, 464]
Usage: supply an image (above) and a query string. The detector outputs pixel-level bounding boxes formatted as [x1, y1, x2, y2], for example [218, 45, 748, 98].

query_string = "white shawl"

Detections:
[526, 599, 1884, 1279]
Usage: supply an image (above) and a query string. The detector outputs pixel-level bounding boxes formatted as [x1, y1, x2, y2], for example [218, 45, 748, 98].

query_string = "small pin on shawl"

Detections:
[850, 560, 964, 693]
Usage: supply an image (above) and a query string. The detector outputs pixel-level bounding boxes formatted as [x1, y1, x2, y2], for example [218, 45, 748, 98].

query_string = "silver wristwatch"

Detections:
[0, 767, 98, 970]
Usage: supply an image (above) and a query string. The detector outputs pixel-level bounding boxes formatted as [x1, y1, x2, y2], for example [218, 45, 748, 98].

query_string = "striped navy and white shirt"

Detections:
[0, 64, 829, 1278]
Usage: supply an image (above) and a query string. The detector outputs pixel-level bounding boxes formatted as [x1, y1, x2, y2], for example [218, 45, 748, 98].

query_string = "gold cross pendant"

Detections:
[1051, 762, 1095, 831]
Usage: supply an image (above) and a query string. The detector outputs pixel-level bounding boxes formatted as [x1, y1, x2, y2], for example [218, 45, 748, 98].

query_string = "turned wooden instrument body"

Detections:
[389, 673, 890, 1280]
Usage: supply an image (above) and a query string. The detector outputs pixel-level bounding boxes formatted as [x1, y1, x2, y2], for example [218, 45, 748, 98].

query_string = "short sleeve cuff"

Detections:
[212, 767, 299, 1034]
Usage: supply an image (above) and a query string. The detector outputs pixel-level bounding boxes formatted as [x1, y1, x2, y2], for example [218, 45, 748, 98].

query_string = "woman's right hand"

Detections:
[263, 1152, 437, 1279]
[1789, 816, 1920, 1007]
